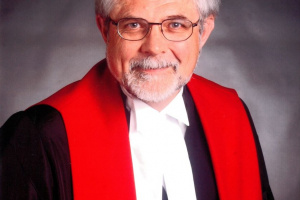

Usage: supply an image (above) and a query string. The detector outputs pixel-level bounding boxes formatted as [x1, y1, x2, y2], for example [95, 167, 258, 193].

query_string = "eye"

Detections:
[165, 19, 190, 31]
[119, 19, 149, 32]
[127, 22, 140, 29]
[169, 22, 182, 29]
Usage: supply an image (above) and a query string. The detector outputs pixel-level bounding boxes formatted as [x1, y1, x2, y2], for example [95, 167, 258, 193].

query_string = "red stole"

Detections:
[39, 60, 262, 200]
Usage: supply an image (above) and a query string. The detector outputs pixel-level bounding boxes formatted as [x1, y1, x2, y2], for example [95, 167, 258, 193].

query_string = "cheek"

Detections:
[106, 37, 142, 81]
[171, 36, 200, 76]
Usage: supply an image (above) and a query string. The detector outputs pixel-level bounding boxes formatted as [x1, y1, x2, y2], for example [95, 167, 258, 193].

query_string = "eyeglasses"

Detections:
[109, 17, 200, 42]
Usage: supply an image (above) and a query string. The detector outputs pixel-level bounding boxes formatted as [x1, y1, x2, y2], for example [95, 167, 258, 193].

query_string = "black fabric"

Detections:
[0, 105, 73, 200]
[241, 100, 274, 200]
[183, 87, 219, 200]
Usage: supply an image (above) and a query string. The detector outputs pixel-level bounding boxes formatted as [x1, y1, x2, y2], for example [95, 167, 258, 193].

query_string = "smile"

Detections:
[132, 65, 176, 75]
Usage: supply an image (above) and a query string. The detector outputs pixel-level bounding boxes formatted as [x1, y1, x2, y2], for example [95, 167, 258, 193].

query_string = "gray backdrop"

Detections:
[1, 0, 299, 199]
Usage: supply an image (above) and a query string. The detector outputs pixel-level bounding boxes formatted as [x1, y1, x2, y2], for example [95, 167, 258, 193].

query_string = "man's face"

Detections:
[99, 0, 213, 103]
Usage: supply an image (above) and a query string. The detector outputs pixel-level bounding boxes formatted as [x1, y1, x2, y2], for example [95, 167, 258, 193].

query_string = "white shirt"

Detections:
[125, 89, 197, 200]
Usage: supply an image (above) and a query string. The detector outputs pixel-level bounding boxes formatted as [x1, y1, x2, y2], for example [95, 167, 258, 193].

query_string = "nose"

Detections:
[139, 25, 169, 56]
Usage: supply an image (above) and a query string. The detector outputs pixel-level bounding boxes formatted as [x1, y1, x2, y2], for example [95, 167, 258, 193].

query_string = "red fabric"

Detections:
[40, 60, 136, 200]
[188, 75, 262, 200]
[39, 60, 262, 200]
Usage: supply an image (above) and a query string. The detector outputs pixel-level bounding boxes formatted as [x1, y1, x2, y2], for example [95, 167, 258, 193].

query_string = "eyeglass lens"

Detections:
[117, 18, 195, 41]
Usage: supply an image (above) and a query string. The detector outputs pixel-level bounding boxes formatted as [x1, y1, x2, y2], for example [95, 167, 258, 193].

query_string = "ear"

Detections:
[199, 14, 215, 48]
[96, 14, 108, 43]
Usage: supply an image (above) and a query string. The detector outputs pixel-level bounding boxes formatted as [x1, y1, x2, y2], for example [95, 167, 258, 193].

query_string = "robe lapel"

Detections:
[183, 87, 219, 200]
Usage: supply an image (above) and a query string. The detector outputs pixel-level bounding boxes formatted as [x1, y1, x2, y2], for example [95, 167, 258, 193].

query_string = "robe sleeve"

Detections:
[0, 105, 73, 200]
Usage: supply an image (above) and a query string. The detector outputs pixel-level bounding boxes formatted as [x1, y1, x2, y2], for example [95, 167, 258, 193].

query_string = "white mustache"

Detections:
[129, 57, 179, 71]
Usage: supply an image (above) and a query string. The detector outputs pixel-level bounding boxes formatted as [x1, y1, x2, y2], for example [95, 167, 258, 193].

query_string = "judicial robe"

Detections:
[0, 59, 274, 200]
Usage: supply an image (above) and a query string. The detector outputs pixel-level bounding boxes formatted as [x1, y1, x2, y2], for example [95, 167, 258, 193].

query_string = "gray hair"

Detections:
[95, 0, 221, 19]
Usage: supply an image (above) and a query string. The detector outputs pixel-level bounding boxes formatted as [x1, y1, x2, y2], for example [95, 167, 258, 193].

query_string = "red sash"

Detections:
[188, 75, 262, 200]
[40, 60, 262, 200]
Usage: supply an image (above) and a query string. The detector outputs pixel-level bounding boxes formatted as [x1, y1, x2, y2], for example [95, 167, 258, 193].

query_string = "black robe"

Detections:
[0, 88, 274, 200]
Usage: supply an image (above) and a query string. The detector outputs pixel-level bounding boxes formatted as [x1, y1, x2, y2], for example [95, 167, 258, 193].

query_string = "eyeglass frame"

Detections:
[108, 17, 201, 42]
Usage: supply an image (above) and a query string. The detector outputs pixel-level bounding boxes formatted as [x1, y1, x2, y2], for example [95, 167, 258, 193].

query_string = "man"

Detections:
[0, 0, 274, 199]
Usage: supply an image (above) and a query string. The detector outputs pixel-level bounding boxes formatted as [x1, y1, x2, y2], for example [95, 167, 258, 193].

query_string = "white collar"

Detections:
[125, 88, 189, 134]
[161, 88, 189, 127]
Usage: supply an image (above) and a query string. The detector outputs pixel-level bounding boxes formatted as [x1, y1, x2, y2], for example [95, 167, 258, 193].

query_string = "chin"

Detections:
[123, 72, 190, 103]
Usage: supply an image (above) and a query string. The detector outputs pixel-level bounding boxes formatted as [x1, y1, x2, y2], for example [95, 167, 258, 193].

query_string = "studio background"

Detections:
[1, 0, 299, 199]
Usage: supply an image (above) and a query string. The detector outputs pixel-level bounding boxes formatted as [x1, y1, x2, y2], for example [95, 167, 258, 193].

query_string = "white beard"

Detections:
[122, 57, 191, 103]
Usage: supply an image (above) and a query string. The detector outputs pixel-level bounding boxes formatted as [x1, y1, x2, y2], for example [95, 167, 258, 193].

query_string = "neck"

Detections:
[144, 90, 181, 112]
[120, 86, 182, 112]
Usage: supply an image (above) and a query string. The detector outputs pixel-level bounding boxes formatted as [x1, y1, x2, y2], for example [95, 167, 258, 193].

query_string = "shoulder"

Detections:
[1, 104, 68, 159]
[35, 60, 113, 116]
[0, 105, 67, 164]
[1, 105, 65, 144]
[189, 73, 237, 96]
[0, 105, 72, 199]
[187, 74, 242, 111]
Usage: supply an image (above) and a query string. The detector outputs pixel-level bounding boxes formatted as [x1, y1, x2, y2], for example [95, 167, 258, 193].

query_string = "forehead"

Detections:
[110, 0, 199, 20]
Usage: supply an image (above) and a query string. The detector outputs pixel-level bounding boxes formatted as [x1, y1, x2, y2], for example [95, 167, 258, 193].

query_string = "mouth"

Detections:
[131, 65, 177, 74]
[129, 57, 179, 75]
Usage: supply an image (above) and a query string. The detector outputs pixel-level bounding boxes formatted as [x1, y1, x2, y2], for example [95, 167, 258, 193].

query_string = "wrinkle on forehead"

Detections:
[110, 0, 198, 20]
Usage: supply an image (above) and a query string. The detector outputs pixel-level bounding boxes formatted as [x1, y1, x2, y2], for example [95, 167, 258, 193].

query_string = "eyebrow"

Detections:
[115, 14, 189, 22]
[165, 15, 189, 20]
